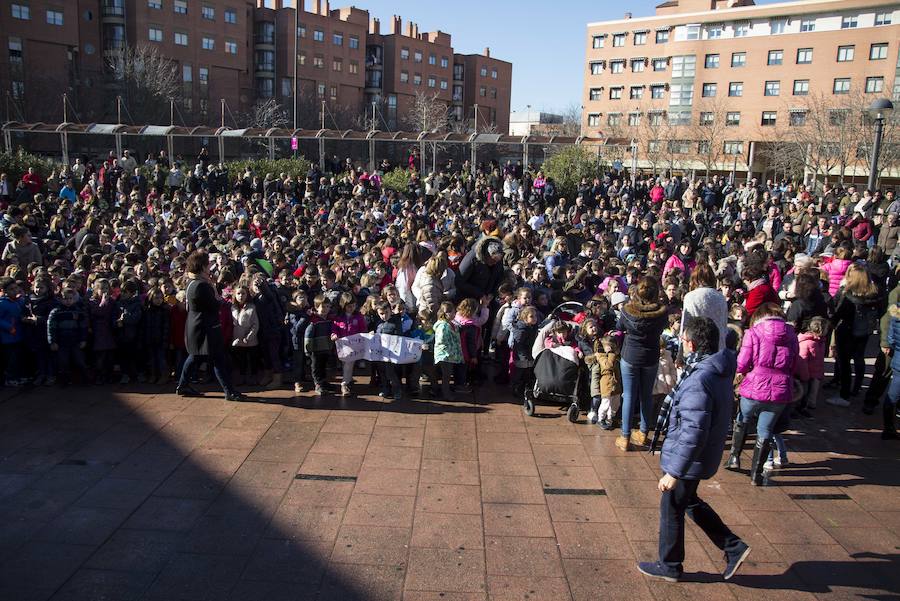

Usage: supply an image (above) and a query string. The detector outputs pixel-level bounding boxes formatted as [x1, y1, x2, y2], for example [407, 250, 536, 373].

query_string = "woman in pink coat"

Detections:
[725, 302, 799, 486]
[821, 246, 853, 298]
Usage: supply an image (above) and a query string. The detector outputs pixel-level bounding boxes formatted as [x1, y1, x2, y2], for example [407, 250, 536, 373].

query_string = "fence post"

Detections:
[369, 138, 375, 172]
[218, 135, 225, 163]
[115, 133, 123, 160]
[318, 138, 325, 172]
[60, 132, 69, 165]
[523, 143, 528, 170]
[167, 135, 174, 165]
[268, 137, 275, 160]
[3, 127, 11, 153]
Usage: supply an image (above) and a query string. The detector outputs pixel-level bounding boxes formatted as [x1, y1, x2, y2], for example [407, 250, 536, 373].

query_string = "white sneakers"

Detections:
[825, 396, 851, 408]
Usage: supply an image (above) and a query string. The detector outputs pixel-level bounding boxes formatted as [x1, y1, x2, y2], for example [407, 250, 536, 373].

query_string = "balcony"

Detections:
[102, 0, 125, 18]
[255, 63, 275, 74]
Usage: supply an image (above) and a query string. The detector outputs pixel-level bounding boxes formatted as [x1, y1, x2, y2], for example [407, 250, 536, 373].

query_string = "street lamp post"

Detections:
[867, 98, 895, 192]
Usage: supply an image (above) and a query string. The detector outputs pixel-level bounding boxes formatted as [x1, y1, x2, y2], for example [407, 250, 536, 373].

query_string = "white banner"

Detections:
[335, 333, 423, 364]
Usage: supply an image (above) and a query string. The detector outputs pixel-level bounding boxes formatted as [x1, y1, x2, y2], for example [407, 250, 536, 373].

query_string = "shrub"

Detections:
[224, 157, 312, 180]
[381, 167, 411, 193]
[540, 145, 598, 200]
[0, 150, 60, 183]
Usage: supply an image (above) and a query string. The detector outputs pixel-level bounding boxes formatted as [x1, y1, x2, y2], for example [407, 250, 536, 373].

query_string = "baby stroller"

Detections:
[523, 302, 586, 422]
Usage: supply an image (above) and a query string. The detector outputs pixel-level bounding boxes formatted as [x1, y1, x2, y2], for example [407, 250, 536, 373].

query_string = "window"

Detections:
[613, 33, 625, 47]
[199, 67, 208, 84]
[685, 25, 700, 40]
[333, 33, 342, 46]
[349, 61, 358, 74]
[225, 40, 237, 54]
[669, 83, 693, 106]
[707, 25, 723, 39]
[668, 139, 691, 154]
[588, 114, 600, 127]
[349, 36, 359, 49]
[441, 56, 448, 68]
[841, 15, 858, 29]
[313, 55, 324, 69]
[400, 71, 408, 83]
[628, 113, 641, 126]
[610, 60, 624, 74]
[734, 22, 749, 37]
[453, 63, 463, 80]
[8, 38, 22, 66]
[202, 36, 214, 50]
[46, 9, 63, 25]
[761, 111, 777, 126]
[770, 19, 786, 34]
[796, 48, 812, 64]
[202, 5, 214, 20]
[479, 85, 486, 96]
[656, 29, 669, 43]
[174, 0, 187, 14]
[332, 58, 342, 72]
[590, 62, 604, 75]
[702, 83, 717, 97]
[428, 53, 436, 65]
[298, 52, 306, 65]
[149, 27, 163, 42]
[630, 86, 643, 100]
[11, 4, 30, 19]
[789, 111, 807, 126]
[414, 51, 422, 63]
[699, 112, 714, 126]
[631, 59, 645, 73]
[634, 31, 647, 45]
[317, 83, 325, 97]
[428, 77, 436, 88]
[183, 64, 192, 82]
[650, 85, 665, 99]
[800, 18, 815, 32]
[414, 73, 422, 85]
[148, 0, 162, 8]
[870, 43, 888, 60]
[728, 82, 743, 97]
[589, 88, 602, 101]
[330, 85, 337, 99]
[726, 112, 741, 126]
[281, 78, 292, 97]
[256, 49, 273, 70]
[649, 112, 665, 126]
[225, 9, 236, 23]
[705, 54, 719, 69]
[671, 55, 696, 77]
[648, 140, 661, 152]
[400, 48, 409, 60]
[731, 52, 746, 67]
[608, 113, 622, 126]
[866, 76, 884, 94]
[480, 66, 487, 76]
[724, 141, 743, 155]
[793, 79, 809, 95]
[833, 78, 850, 94]
[697, 140, 710, 154]
[764, 80, 780, 96]
[174, 32, 188, 46]
[452, 84, 462, 101]
[313, 29, 324, 42]
[491, 69, 498, 79]
[610, 87, 623, 100]
[767, 50, 783, 66]
[652, 58, 667, 71]
[837, 46, 854, 62]
[875, 11, 892, 26]
[668, 112, 690, 126]
[440, 79, 448, 90]
[592, 35, 605, 49]
[298, 25, 306, 38]
[11, 81, 24, 100]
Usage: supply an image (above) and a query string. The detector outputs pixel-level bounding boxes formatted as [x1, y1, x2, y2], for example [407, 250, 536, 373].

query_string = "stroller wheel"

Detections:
[566, 403, 579, 423]
[523, 398, 536, 417]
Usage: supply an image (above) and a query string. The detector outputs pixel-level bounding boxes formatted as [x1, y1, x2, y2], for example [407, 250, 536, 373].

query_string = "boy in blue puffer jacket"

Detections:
[0, 277, 26, 386]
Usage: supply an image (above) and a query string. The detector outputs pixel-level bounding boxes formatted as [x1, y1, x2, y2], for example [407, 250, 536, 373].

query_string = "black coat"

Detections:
[185, 278, 224, 356]
[456, 236, 504, 300]
[616, 300, 668, 367]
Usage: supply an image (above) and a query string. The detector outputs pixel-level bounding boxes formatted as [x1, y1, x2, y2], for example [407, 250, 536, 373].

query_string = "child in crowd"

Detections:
[662, 314, 681, 359]
[581, 318, 603, 424]
[114, 280, 142, 384]
[654, 337, 678, 417]
[410, 309, 436, 397]
[0, 277, 25, 386]
[304, 294, 334, 396]
[230, 285, 259, 385]
[796, 316, 827, 415]
[433, 301, 461, 400]
[88, 279, 116, 385]
[374, 301, 404, 401]
[331, 291, 367, 396]
[596, 334, 622, 430]
[47, 287, 89, 385]
[24, 277, 57, 386]
[455, 296, 489, 389]
[143, 287, 171, 384]
[286, 290, 311, 394]
[511, 306, 540, 395]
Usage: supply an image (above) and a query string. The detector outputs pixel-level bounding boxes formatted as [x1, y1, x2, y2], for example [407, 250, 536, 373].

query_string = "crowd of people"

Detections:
[0, 147, 898, 455]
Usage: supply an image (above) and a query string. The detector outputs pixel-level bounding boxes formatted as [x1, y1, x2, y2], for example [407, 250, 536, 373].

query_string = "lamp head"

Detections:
[868, 98, 894, 120]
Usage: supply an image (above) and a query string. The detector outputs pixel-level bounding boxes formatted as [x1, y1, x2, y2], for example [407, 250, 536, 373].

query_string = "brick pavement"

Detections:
[0, 383, 897, 600]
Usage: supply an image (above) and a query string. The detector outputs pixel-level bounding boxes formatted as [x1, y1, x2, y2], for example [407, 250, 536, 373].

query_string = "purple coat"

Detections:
[737, 317, 799, 403]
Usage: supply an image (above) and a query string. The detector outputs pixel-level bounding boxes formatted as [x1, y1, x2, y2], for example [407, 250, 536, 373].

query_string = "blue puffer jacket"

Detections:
[660, 350, 737, 481]
[888, 305, 900, 371]
[0, 296, 25, 344]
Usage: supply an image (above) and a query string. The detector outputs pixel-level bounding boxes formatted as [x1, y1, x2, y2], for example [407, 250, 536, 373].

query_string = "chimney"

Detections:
[484, 47, 490, 57]
[370, 17, 380, 35]
[406, 21, 415, 37]
[390, 14, 402, 35]
[413, 23, 419, 38]
[324, 0, 330, 15]
[314, 0, 321, 14]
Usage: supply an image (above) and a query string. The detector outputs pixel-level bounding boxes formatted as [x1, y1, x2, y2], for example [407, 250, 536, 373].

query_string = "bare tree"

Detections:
[239, 98, 289, 129]
[691, 97, 729, 179]
[560, 102, 583, 137]
[106, 44, 180, 124]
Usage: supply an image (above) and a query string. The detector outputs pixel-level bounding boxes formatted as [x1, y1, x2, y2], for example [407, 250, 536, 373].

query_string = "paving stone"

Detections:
[404, 547, 486, 593]
[143, 553, 248, 600]
[483, 503, 554, 538]
[85, 529, 184, 573]
[418, 458, 478, 484]
[481, 475, 546, 504]
[484, 536, 565, 577]
[124, 496, 209, 532]
[343, 493, 416, 528]
[487, 575, 573, 601]
[266, 504, 345, 542]
[320, 563, 406, 601]
[0, 542, 96, 601]
[553, 521, 633, 559]
[355, 467, 419, 496]
[33, 505, 131, 546]
[478, 452, 539, 476]
[330, 524, 411, 565]
[241, 538, 332, 584]
[416, 483, 482, 515]
[362, 445, 423, 471]
[410, 512, 484, 550]
[370, 425, 425, 447]
[299, 452, 364, 477]
[48, 568, 156, 601]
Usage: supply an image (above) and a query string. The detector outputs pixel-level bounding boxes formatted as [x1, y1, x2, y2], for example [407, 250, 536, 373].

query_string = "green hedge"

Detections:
[541, 145, 598, 200]
[0, 151, 60, 183]
[381, 167, 411, 192]
[224, 157, 312, 180]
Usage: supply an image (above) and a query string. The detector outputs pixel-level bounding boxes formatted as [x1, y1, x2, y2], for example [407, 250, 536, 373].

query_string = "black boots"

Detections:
[883, 403, 899, 440]
[725, 421, 747, 471]
[749, 439, 773, 486]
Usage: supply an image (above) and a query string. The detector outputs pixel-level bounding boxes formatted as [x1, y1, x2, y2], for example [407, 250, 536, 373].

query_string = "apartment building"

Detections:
[583, 0, 900, 176]
[0, 0, 511, 132]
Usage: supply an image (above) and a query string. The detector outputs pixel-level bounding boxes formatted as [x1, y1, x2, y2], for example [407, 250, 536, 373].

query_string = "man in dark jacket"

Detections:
[456, 236, 504, 300]
[638, 317, 750, 583]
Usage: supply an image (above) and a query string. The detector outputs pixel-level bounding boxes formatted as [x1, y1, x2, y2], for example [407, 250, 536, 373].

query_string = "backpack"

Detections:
[851, 300, 879, 338]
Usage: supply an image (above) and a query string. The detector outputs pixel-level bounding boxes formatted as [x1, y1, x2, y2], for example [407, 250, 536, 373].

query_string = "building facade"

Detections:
[0, 0, 511, 133]
[583, 0, 900, 180]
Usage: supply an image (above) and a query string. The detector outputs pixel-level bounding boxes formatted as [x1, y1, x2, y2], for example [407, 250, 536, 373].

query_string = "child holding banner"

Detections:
[331, 292, 367, 396]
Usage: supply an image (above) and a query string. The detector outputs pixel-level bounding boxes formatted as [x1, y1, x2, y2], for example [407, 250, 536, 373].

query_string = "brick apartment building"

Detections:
[0, 0, 511, 132]
[583, 0, 900, 179]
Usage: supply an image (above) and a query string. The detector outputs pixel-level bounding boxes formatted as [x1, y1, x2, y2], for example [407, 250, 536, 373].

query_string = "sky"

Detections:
[350, 0, 778, 115]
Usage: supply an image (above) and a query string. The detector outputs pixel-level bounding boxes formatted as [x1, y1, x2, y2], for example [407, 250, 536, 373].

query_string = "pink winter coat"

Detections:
[332, 312, 367, 339]
[737, 316, 799, 403]
[822, 258, 852, 297]
[795, 332, 826, 382]
[663, 254, 696, 280]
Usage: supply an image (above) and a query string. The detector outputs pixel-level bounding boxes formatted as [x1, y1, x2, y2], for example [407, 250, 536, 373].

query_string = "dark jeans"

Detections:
[178, 346, 233, 394]
[55, 345, 87, 379]
[310, 352, 329, 387]
[620, 359, 658, 437]
[836, 335, 868, 399]
[659, 478, 744, 573]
